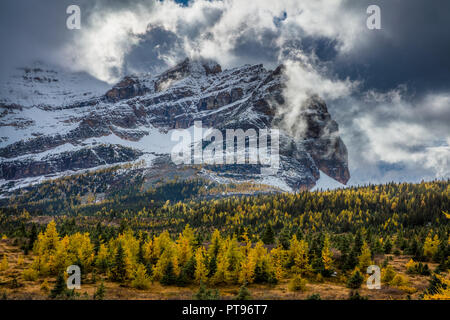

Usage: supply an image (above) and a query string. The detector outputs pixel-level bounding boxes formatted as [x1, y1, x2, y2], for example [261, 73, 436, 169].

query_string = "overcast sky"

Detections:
[0, 0, 449, 186]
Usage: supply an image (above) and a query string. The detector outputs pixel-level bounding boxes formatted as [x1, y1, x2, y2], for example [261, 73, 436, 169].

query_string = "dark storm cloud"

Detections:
[0, 0, 157, 78]
[0, 0, 73, 78]
[124, 27, 184, 75]
[310, 0, 450, 184]
[231, 28, 280, 66]
[335, 0, 450, 94]
[2, 0, 449, 94]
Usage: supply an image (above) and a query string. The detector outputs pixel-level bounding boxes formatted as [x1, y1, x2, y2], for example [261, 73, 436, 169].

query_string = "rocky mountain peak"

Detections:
[0, 59, 349, 195]
[165, 58, 222, 77]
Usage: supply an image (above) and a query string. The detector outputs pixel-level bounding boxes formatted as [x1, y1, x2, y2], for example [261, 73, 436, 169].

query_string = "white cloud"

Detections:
[60, 0, 364, 83]
[61, 3, 157, 82]
[347, 90, 450, 182]
[358, 117, 434, 163]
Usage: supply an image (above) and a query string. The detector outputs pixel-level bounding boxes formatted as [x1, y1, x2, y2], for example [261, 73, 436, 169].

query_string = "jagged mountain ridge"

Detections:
[0, 58, 349, 194]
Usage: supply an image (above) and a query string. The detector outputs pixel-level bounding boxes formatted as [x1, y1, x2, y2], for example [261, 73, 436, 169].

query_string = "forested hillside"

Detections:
[0, 180, 448, 300]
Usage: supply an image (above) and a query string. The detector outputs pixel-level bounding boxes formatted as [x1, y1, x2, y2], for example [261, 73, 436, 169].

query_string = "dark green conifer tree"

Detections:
[161, 261, 177, 286]
[383, 237, 392, 254]
[49, 273, 67, 299]
[262, 224, 275, 245]
[93, 281, 106, 300]
[111, 243, 127, 282]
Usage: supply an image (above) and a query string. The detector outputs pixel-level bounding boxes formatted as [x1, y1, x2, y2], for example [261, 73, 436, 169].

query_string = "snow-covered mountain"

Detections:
[0, 58, 349, 195]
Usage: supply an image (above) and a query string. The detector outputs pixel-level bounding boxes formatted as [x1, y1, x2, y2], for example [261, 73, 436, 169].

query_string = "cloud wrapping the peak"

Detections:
[278, 52, 357, 138]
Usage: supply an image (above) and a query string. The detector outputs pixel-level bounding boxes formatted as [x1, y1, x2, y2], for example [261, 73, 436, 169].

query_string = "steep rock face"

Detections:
[105, 76, 150, 102]
[0, 145, 142, 180]
[0, 59, 349, 191]
[288, 96, 350, 185]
